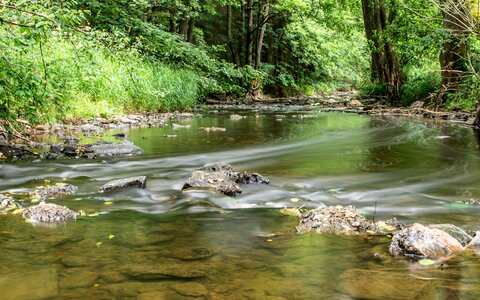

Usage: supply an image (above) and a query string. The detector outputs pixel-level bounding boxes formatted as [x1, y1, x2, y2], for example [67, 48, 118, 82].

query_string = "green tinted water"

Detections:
[1, 108, 480, 299]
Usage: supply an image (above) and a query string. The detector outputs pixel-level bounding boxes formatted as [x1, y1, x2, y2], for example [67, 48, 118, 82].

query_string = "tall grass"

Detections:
[1, 30, 199, 123]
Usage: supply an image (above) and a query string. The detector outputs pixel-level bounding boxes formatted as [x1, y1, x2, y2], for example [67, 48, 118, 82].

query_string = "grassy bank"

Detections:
[0, 31, 199, 125]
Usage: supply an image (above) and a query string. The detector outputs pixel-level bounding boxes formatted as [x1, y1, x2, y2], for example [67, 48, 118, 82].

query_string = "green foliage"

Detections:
[5, 0, 478, 127]
[399, 63, 441, 106]
[443, 35, 480, 111]
[0, 1, 200, 124]
[264, 0, 368, 94]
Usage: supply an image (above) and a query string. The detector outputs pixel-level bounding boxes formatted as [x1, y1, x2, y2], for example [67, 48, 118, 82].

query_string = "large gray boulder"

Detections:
[100, 176, 147, 193]
[22, 203, 77, 222]
[389, 223, 464, 259]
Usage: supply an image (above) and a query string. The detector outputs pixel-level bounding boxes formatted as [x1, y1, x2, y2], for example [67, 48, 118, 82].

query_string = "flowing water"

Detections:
[1, 107, 480, 299]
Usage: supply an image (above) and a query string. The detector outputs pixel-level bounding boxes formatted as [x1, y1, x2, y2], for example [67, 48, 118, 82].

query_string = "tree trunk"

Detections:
[246, 0, 254, 65]
[227, 5, 241, 66]
[439, 0, 471, 103]
[361, 0, 403, 99]
[255, 0, 270, 69]
[179, 12, 189, 39]
[169, 9, 177, 33]
[187, 18, 195, 43]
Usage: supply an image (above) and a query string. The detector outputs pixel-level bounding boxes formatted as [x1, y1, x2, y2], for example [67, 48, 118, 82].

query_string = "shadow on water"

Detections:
[1, 109, 480, 298]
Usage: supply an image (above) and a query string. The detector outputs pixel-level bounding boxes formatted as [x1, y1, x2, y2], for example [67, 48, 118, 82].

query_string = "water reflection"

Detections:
[1, 109, 480, 298]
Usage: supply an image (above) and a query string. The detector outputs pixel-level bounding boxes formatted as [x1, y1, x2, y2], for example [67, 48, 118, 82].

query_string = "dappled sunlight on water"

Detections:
[1, 108, 480, 298]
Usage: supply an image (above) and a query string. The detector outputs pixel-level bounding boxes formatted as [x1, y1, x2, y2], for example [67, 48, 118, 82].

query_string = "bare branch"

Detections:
[0, 17, 32, 27]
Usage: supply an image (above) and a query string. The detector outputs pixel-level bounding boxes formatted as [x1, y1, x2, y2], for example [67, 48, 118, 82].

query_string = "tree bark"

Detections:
[187, 17, 195, 43]
[227, 5, 241, 66]
[255, 0, 270, 69]
[179, 12, 189, 39]
[169, 9, 177, 33]
[361, 0, 403, 99]
[246, 0, 254, 65]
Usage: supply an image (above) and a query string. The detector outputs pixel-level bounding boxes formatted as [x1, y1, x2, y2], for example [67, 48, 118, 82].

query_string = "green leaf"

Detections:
[418, 259, 435, 266]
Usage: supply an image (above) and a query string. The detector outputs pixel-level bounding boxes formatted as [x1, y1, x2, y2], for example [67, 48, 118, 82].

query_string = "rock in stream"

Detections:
[389, 223, 464, 259]
[22, 203, 78, 223]
[183, 171, 242, 196]
[100, 176, 147, 193]
[29, 183, 77, 202]
[182, 162, 269, 196]
[46, 141, 144, 160]
[296, 206, 377, 235]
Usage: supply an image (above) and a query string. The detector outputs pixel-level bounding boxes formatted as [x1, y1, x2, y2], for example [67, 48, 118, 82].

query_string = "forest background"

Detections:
[0, 0, 479, 126]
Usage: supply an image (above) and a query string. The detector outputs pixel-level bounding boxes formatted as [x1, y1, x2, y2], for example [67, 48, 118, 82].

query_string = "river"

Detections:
[1, 106, 479, 299]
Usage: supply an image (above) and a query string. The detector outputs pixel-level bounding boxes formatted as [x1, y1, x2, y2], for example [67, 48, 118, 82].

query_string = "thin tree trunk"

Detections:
[240, 3, 246, 66]
[187, 18, 195, 43]
[169, 9, 177, 33]
[227, 5, 241, 66]
[361, 0, 403, 99]
[246, 0, 254, 65]
[179, 12, 189, 39]
[255, 0, 270, 69]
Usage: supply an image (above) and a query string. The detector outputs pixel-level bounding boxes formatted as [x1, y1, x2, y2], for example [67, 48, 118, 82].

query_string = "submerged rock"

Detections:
[165, 247, 215, 261]
[29, 183, 77, 202]
[182, 171, 241, 196]
[200, 127, 226, 132]
[427, 224, 473, 246]
[389, 223, 464, 259]
[83, 141, 143, 159]
[338, 269, 432, 299]
[22, 203, 77, 222]
[296, 206, 374, 235]
[172, 123, 191, 129]
[230, 114, 244, 121]
[0, 268, 59, 300]
[171, 282, 208, 297]
[100, 176, 147, 193]
[124, 265, 206, 280]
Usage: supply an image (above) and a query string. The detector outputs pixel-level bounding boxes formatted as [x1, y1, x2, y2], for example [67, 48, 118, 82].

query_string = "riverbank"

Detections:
[1, 93, 478, 160]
